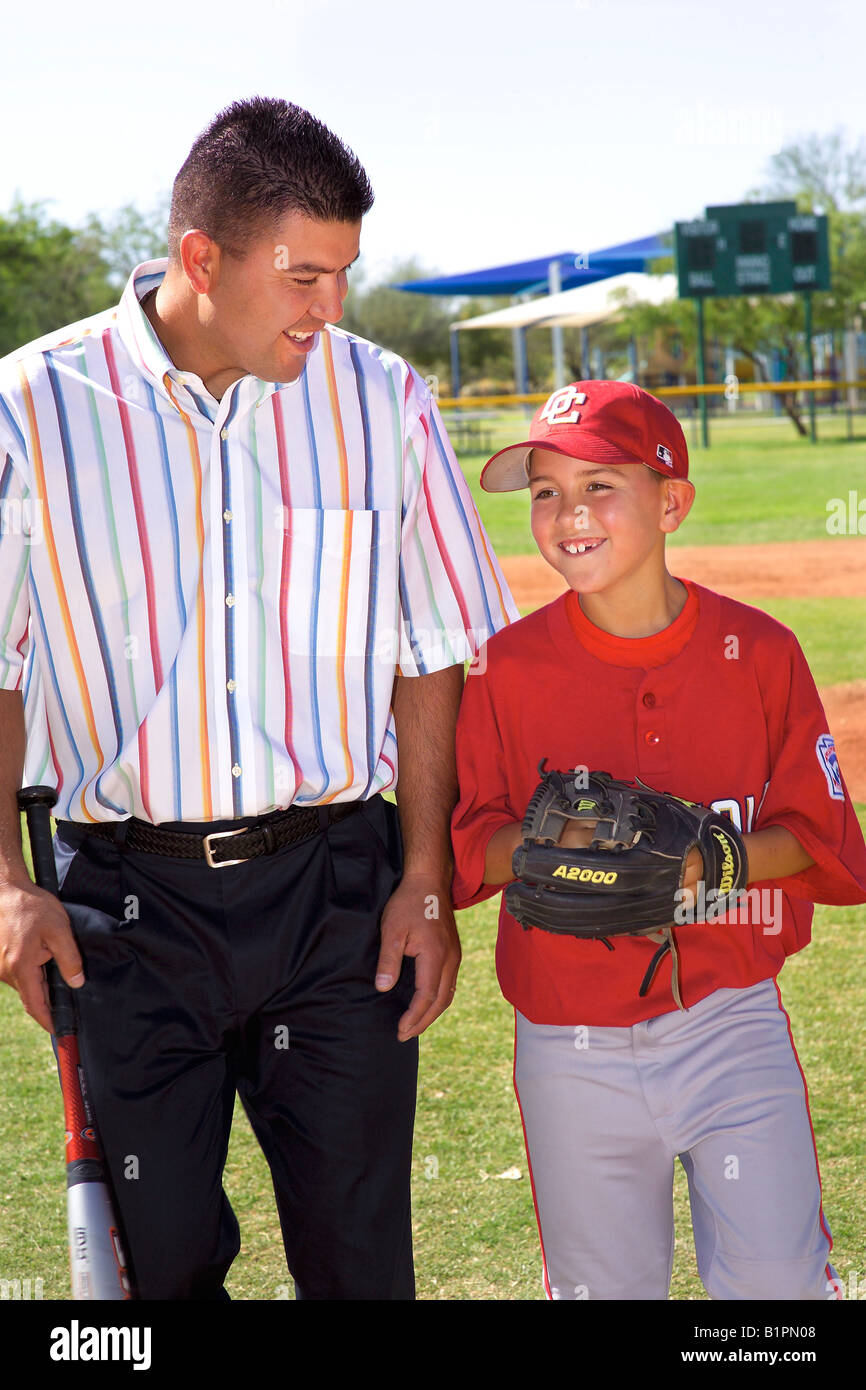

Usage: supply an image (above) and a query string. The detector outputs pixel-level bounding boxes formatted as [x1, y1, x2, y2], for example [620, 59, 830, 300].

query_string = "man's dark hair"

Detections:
[167, 96, 374, 258]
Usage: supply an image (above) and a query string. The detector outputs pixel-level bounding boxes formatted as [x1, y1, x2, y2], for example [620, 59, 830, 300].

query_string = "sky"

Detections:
[3, 0, 864, 285]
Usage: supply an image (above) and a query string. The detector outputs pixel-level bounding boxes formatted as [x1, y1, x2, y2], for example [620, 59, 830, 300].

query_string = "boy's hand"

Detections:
[483, 816, 601, 881]
[557, 819, 598, 850]
[676, 846, 704, 920]
[482, 821, 524, 886]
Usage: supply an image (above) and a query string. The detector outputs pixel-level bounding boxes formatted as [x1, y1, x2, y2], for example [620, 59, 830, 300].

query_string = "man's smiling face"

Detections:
[193, 210, 361, 389]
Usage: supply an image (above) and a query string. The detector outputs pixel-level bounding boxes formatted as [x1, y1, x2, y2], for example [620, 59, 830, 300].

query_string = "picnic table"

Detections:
[440, 410, 495, 455]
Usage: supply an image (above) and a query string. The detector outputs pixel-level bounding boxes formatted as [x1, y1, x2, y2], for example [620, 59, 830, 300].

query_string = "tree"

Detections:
[760, 130, 866, 215]
[83, 195, 170, 288]
[0, 201, 117, 356]
[339, 259, 454, 381]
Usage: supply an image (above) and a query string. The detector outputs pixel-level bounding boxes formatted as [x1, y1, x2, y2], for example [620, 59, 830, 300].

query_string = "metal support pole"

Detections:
[548, 260, 566, 388]
[449, 326, 461, 398]
[696, 296, 709, 448]
[804, 292, 817, 443]
[843, 326, 858, 439]
[580, 326, 590, 379]
[771, 348, 782, 414]
[512, 325, 529, 395]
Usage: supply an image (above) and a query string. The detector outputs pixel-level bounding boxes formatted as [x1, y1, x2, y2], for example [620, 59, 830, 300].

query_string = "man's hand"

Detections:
[0, 879, 84, 1032]
[388, 664, 464, 1041]
[0, 692, 82, 1031]
[375, 870, 461, 1043]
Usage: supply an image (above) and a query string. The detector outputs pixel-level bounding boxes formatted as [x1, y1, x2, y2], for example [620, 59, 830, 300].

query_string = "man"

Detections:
[0, 97, 516, 1300]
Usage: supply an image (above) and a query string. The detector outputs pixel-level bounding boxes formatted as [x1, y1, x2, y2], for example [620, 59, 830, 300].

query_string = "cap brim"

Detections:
[479, 443, 535, 492]
[480, 432, 657, 492]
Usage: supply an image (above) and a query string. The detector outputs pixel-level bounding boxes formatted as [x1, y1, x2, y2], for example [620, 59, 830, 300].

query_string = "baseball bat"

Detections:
[17, 785, 134, 1300]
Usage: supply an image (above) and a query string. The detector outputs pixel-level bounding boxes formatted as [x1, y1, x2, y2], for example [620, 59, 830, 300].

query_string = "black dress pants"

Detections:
[53, 796, 417, 1300]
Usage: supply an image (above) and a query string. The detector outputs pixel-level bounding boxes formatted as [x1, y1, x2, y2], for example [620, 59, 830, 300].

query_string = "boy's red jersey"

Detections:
[451, 581, 866, 1026]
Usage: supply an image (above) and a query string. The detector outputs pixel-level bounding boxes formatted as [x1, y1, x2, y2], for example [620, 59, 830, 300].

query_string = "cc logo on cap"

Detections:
[540, 386, 588, 426]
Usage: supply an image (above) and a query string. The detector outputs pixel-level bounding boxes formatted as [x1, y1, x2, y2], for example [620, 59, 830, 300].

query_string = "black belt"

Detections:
[64, 801, 361, 868]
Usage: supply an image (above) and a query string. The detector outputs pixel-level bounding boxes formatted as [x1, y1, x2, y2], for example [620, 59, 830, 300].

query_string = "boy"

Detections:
[451, 380, 866, 1301]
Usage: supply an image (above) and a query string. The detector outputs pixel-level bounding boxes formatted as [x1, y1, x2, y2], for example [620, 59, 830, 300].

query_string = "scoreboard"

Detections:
[675, 202, 830, 299]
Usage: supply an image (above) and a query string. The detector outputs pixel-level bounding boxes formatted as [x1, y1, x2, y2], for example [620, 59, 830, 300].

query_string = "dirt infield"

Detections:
[499, 539, 866, 801]
[500, 538, 866, 609]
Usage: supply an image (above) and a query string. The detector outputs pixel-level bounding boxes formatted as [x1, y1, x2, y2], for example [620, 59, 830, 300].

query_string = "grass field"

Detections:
[0, 412, 864, 1303]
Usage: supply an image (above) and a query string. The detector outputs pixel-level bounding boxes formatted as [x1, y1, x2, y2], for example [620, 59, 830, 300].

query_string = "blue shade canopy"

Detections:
[391, 234, 671, 296]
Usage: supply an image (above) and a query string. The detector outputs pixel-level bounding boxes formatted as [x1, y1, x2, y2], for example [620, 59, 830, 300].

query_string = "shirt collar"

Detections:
[116, 259, 179, 392]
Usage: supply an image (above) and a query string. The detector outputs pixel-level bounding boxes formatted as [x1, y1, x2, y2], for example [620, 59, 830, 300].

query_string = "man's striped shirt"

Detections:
[0, 260, 516, 823]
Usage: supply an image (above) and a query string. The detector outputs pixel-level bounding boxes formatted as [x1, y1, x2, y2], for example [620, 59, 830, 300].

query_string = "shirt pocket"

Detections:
[278, 508, 399, 665]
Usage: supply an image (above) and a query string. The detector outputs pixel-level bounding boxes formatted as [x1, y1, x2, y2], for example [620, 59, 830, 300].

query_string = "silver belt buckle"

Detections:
[202, 826, 249, 869]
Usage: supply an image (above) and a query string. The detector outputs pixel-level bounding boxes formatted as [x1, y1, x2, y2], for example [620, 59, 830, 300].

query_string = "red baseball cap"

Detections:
[480, 380, 689, 491]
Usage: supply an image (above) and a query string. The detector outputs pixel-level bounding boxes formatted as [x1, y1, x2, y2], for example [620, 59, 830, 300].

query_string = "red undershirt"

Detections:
[565, 580, 700, 667]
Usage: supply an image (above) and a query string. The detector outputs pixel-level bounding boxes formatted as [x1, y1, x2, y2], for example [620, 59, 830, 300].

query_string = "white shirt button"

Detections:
[220, 429, 229, 440]
[227, 680, 237, 693]
[225, 594, 235, 608]
[232, 764, 242, 778]
[223, 510, 233, 523]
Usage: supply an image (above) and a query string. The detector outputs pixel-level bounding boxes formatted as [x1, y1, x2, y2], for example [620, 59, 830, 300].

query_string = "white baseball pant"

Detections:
[513, 978, 838, 1300]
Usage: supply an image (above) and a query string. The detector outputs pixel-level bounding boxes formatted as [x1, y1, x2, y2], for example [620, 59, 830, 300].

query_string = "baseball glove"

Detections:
[505, 766, 748, 1008]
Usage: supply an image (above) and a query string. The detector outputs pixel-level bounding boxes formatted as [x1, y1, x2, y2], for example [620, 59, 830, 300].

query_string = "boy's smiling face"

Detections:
[528, 448, 694, 600]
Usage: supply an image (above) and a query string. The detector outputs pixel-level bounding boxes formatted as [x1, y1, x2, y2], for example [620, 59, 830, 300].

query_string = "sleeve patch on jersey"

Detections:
[816, 734, 844, 800]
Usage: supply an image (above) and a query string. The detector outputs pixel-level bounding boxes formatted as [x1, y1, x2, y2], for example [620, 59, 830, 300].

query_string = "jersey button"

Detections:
[644, 730, 660, 745]
[642, 692, 656, 707]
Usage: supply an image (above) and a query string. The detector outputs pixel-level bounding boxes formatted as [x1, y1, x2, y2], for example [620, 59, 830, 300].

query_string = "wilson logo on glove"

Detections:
[712, 829, 737, 895]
